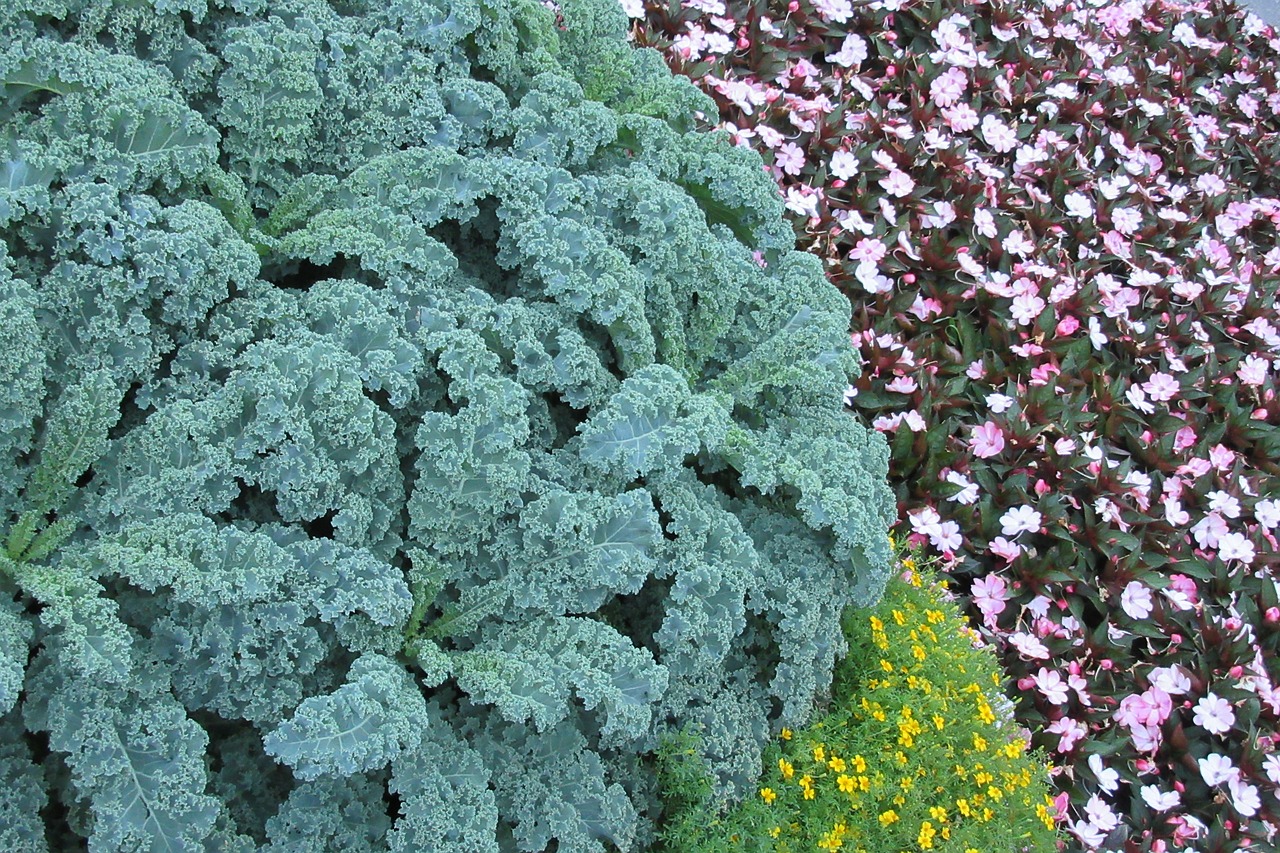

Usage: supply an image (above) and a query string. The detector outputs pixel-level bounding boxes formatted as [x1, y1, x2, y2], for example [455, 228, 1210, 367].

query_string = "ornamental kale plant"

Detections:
[628, 0, 1280, 849]
[0, 0, 897, 850]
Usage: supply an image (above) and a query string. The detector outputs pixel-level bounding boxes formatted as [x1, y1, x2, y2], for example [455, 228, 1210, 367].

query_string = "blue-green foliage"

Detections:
[0, 0, 896, 849]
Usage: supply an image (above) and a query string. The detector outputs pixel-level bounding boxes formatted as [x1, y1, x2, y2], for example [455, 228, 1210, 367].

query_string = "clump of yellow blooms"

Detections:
[658, 539, 1063, 852]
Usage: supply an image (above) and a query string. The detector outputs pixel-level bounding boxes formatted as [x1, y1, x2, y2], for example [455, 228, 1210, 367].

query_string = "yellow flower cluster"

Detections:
[734, 545, 1062, 852]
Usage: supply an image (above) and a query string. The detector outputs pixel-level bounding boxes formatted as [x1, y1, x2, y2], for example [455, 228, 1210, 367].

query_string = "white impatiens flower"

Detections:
[1217, 531, 1256, 565]
[1140, 785, 1181, 812]
[829, 149, 860, 181]
[1088, 753, 1119, 793]
[1000, 505, 1042, 537]
[825, 33, 868, 67]
[1229, 778, 1261, 817]
[1192, 693, 1236, 735]
[1257, 499, 1280, 530]
[879, 170, 916, 197]
[1120, 582, 1153, 620]
[1064, 192, 1095, 219]
[1199, 753, 1239, 786]
[980, 114, 1019, 152]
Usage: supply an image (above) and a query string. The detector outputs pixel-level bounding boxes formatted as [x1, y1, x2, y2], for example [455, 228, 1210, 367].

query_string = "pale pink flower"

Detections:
[930, 520, 962, 551]
[943, 470, 979, 505]
[971, 573, 1010, 621]
[1120, 582, 1153, 620]
[987, 536, 1022, 563]
[1110, 206, 1143, 234]
[985, 393, 1015, 413]
[1047, 717, 1087, 753]
[980, 114, 1018, 152]
[942, 103, 980, 133]
[774, 142, 805, 176]
[811, 0, 853, 23]
[1009, 632, 1051, 660]
[1115, 687, 1172, 729]
[1149, 665, 1191, 695]
[885, 375, 917, 394]
[908, 506, 943, 539]
[848, 236, 887, 263]
[1142, 372, 1180, 402]
[879, 170, 915, 197]
[1192, 512, 1228, 549]
[1000, 505, 1042, 537]
[929, 67, 968, 107]
[1237, 354, 1270, 386]
[1034, 668, 1070, 705]
[1207, 490, 1241, 518]
[969, 421, 1006, 458]
[1084, 794, 1119, 832]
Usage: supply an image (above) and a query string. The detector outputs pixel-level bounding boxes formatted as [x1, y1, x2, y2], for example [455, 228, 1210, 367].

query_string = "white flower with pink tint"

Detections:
[1120, 582, 1153, 620]
[825, 33, 867, 67]
[980, 114, 1019, 152]
[1142, 372, 1180, 402]
[929, 67, 968, 107]
[944, 470, 979, 505]
[1009, 292, 1046, 325]
[1217, 532, 1256, 565]
[1047, 717, 1087, 752]
[829, 149, 859, 181]
[1034, 668, 1070, 705]
[1229, 778, 1261, 817]
[1064, 192, 1094, 219]
[942, 103, 980, 132]
[1192, 692, 1235, 735]
[1199, 753, 1239, 786]
[1149, 665, 1191, 695]
[1000, 505, 1042, 537]
[1111, 206, 1143, 234]
[1009, 632, 1051, 660]
[1083, 793, 1119, 832]
[811, 0, 853, 23]
[1236, 354, 1270, 386]
[1256, 499, 1280, 530]
[879, 170, 915, 197]
[1140, 786, 1181, 812]
[987, 536, 1022, 563]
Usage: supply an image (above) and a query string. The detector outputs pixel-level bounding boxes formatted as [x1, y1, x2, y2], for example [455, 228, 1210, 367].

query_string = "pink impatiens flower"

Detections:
[969, 420, 1005, 458]
[980, 114, 1019, 152]
[878, 170, 915, 197]
[1142, 372, 1180, 402]
[1033, 667, 1070, 705]
[970, 573, 1010, 622]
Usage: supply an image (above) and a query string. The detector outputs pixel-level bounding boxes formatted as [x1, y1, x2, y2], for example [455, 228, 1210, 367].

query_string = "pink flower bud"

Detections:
[1018, 677, 1035, 690]
[903, 273, 916, 284]
[1265, 607, 1280, 622]
[1174, 780, 1185, 793]
[736, 36, 750, 50]
[885, 65, 896, 77]
[1100, 659, 1113, 670]
[1091, 103, 1105, 116]
[1229, 665, 1244, 679]
[787, 0, 799, 10]
[1069, 662, 1081, 676]
[1225, 617, 1242, 632]
[1034, 479, 1051, 496]
[831, 179, 846, 189]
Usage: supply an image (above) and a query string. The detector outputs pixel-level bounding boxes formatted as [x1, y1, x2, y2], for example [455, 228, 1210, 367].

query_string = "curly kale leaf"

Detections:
[262, 653, 433, 782]
[454, 615, 668, 745]
[386, 728, 499, 853]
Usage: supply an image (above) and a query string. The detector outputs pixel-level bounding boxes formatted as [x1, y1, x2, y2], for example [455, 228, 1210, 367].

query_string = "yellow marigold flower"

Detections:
[956, 798, 971, 817]
[912, 644, 926, 661]
[852, 755, 867, 774]
[892, 609, 906, 626]
[926, 608, 945, 624]
[933, 714, 946, 730]
[988, 786, 1003, 801]
[972, 733, 988, 752]
[769, 826, 782, 838]
[929, 806, 948, 823]
[812, 744, 825, 763]
[780, 727, 793, 741]
[917, 821, 936, 849]
[778, 758, 794, 780]
[760, 787, 776, 804]
[803, 786, 816, 800]
[828, 756, 846, 773]
[869, 615, 884, 631]
[837, 774, 855, 793]
[799, 774, 813, 792]
[878, 810, 899, 826]
[857, 775, 870, 792]
[880, 659, 893, 673]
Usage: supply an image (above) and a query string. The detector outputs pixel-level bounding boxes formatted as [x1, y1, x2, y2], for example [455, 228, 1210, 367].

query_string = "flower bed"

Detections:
[629, 0, 1280, 848]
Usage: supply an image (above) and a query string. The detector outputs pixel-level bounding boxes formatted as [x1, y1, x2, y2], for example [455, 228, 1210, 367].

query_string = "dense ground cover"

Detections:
[626, 0, 1280, 849]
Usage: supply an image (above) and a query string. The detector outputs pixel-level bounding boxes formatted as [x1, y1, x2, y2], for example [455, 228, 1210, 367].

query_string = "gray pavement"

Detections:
[1237, 0, 1280, 27]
